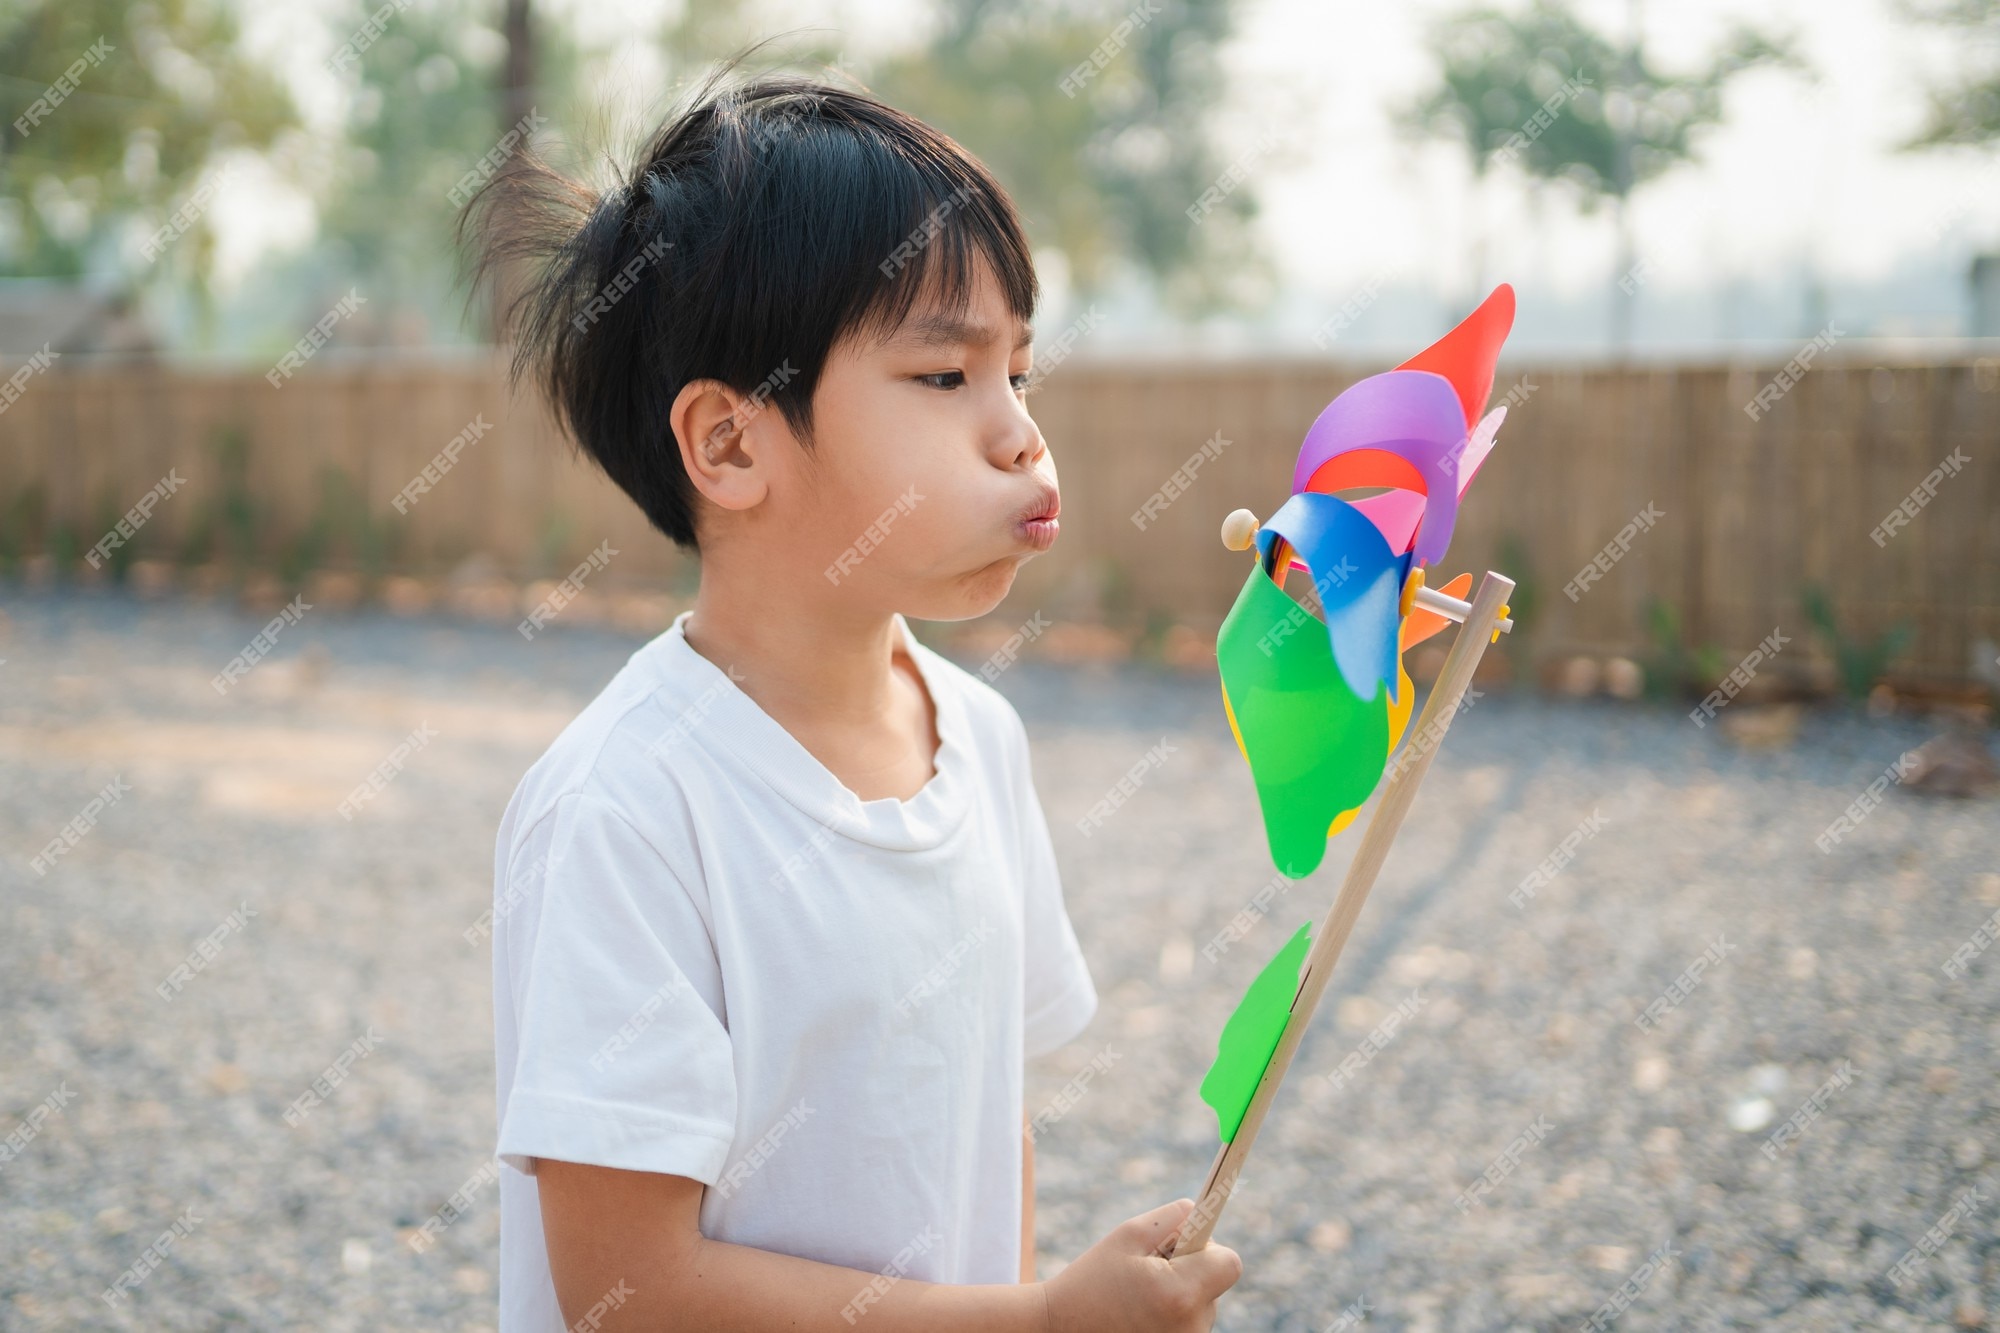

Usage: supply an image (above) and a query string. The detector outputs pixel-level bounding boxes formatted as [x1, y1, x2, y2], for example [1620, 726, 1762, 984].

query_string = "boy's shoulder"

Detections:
[498, 631, 700, 851]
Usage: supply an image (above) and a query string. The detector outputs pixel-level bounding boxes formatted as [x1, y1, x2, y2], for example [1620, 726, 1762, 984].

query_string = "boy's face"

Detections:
[775, 258, 1057, 622]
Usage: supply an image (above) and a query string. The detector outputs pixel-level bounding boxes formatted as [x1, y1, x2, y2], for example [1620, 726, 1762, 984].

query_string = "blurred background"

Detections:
[0, 1, 1996, 1329]
[0, 0, 1994, 688]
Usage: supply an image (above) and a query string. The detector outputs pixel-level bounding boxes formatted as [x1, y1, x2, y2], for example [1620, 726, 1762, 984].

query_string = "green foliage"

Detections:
[1400, 0, 1796, 338]
[46, 518, 78, 573]
[89, 489, 138, 580]
[0, 484, 47, 575]
[1642, 597, 1724, 700]
[277, 502, 327, 591]
[171, 434, 398, 589]
[316, 0, 583, 342]
[666, 2, 1268, 310]
[1802, 585, 1912, 701]
[176, 424, 258, 576]
[1496, 531, 1537, 638]
[1136, 605, 1176, 662]
[1399, 1, 1795, 204]
[870, 0, 1266, 312]
[314, 466, 394, 584]
[655, 1, 843, 82]
[0, 0, 297, 284]
[215, 426, 257, 570]
[348, 478, 396, 584]
[534, 508, 574, 579]
[1641, 599, 1682, 699]
[1096, 555, 1137, 625]
[1901, 0, 2000, 146]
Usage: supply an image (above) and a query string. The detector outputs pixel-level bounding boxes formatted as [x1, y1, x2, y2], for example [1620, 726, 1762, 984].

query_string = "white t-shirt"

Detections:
[490, 611, 1098, 1331]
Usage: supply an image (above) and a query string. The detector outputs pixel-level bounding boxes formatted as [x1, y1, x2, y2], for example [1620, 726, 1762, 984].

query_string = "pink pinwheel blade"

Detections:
[1456, 405, 1506, 497]
[1347, 489, 1426, 554]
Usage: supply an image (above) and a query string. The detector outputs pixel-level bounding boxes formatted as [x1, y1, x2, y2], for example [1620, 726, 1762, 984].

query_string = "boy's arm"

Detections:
[538, 1159, 1046, 1332]
[1020, 1111, 1036, 1283]
[537, 1159, 1243, 1333]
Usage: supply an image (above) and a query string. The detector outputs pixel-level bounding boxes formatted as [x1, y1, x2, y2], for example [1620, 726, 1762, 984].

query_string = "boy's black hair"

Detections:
[460, 72, 1040, 551]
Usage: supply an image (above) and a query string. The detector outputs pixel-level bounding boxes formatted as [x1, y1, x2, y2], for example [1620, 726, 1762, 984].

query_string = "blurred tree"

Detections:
[537, 0, 1260, 316]
[1399, 1, 1795, 347]
[494, 0, 537, 340]
[501, 0, 535, 133]
[0, 0, 295, 287]
[868, 0, 1267, 314]
[656, 0, 818, 75]
[1903, 0, 2000, 145]
[651, 1, 847, 119]
[317, 0, 581, 343]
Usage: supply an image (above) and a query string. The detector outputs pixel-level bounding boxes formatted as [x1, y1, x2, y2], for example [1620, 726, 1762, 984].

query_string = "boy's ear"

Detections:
[672, 378, 769, 512]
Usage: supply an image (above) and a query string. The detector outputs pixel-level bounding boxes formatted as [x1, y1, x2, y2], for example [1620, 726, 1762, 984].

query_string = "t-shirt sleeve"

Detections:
[1010, 717, 1099, 1058]
[496, 791, 737, 1182]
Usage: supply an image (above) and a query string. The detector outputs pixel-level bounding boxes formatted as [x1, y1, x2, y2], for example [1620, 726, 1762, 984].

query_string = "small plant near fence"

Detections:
[1802, 585, 1911, 704]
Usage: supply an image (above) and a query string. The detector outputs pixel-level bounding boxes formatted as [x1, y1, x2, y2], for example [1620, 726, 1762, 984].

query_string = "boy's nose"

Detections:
[993, 410, 1046, 472]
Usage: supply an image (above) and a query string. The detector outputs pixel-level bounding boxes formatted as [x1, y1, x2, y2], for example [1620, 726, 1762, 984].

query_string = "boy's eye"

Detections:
[912, 369, 1038, 395]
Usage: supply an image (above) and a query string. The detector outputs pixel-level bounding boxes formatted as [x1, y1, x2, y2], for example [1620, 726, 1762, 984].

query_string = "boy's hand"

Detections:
[1043, 1198, 1242, 1332]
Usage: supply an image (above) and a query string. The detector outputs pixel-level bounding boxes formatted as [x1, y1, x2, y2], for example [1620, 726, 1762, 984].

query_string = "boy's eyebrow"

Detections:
[894, 313, 1035, 351]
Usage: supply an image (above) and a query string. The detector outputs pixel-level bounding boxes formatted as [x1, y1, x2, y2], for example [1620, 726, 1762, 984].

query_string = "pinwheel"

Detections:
[1166, 285, 1522, 1257]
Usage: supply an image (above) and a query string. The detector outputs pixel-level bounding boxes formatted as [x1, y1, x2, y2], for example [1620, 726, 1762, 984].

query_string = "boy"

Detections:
[464, 75, 1243, 1331]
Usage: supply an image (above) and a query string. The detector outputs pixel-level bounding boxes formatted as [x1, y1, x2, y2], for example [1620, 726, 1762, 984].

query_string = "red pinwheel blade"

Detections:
[1396, 283, 1516, 431]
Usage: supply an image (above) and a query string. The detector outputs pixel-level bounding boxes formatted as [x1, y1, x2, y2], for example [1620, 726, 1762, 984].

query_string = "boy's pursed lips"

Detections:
[1014, 484, 1061, 552]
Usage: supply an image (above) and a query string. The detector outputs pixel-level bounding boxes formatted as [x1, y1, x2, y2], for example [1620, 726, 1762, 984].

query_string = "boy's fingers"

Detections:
[1171, 1240, 1244, 1301]
[1122, 1198, 1195, 1247]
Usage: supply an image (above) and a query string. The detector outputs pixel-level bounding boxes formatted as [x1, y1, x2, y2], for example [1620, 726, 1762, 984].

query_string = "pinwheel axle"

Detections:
[1412, 581, 1513, 635]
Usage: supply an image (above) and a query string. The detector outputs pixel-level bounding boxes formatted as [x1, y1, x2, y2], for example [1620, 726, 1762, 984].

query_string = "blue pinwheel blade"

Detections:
[1255, 492, 1405, 704]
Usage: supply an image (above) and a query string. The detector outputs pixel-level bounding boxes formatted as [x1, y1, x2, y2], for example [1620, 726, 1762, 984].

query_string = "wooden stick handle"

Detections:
[1163, 570, 1516, 1258]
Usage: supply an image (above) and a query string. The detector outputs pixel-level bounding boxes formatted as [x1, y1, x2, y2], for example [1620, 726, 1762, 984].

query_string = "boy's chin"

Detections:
[900, 557, 1025, 623]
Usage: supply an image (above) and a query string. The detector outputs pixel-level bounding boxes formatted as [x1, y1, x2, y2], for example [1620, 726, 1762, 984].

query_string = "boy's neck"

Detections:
[681, 569, 940, 799]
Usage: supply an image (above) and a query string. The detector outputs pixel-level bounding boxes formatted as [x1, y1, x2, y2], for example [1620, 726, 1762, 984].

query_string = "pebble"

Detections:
[1728, 1096, 1777, 1133]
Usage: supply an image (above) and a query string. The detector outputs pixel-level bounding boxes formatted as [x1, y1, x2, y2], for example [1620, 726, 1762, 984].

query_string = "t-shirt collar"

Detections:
[649, 611, 969, 851]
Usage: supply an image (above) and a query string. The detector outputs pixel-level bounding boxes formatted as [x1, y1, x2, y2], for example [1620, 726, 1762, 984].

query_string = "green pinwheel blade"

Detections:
[1200, 920, 1312, 1143]
[1218, 566, 1391, 878]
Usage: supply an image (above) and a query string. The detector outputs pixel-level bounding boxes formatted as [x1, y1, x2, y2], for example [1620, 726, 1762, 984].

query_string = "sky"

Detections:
[214, 0, 2000, 355]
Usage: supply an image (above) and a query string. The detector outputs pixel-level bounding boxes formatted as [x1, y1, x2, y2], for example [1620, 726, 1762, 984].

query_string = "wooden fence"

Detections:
[1, 351, 1995, 684]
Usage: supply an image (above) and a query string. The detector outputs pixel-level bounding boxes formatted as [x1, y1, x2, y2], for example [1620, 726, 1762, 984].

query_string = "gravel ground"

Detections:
[1, 588, 1996, 1332]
